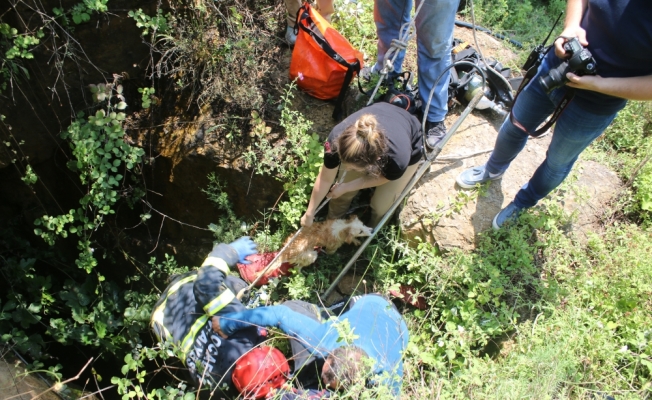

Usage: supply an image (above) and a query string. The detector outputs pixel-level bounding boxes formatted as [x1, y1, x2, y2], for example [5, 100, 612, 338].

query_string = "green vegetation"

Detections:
[245, 80, 325, 229]
[594, 101, 652, 225]
[0, 22, 42, 93]
[34, 81, 145, 274]
[0, 0, 651, 399]
[460, 0, 567, 49]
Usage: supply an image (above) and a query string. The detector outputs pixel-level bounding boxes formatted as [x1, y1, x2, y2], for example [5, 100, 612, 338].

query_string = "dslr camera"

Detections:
[539, 37, 597, 92]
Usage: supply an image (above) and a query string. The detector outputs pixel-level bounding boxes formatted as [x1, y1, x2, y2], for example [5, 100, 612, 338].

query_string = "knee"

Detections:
[541, 148, 577, 175]
[499, 117, 529, 141]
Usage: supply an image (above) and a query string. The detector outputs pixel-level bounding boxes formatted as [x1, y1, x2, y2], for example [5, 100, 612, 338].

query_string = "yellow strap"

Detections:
[180, 288, 235, 357]
[200, 257, 230, 274]
[150, 275, 197, 341]
[180, 315, 209, 359]
[203, 288, 236, 314]
[452, 41, 471, 54]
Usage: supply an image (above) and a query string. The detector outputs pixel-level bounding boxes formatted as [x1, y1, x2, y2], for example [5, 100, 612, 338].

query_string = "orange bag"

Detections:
[289, 3, 364, 120]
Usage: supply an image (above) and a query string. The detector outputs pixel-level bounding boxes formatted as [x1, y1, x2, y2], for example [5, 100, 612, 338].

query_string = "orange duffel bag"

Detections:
[289, 3, 364, 120]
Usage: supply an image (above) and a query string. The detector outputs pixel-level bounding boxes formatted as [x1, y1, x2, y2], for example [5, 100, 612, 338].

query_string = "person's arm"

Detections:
[565, 74, 652, 100]
[213, 305, 328, 350]
[554, 0, 589, 57]
[328, 175, 389, 199]
[301, 165, 338, 227]
[194, 237, 258, 310]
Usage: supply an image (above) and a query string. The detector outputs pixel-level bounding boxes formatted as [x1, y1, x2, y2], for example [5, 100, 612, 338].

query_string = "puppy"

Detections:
[265, 215, 373, 275]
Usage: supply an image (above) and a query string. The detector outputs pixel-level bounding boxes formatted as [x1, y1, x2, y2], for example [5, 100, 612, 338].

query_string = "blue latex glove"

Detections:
[228, 236, 257, 264]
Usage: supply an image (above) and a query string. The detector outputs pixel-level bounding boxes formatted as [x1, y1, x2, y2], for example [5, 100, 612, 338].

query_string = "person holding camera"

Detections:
[456, 0, 652, 229]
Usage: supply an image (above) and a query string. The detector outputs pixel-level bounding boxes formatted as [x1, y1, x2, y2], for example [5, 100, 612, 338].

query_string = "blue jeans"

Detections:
[374, 0, 459, 123]
[485, 52, 622, 209]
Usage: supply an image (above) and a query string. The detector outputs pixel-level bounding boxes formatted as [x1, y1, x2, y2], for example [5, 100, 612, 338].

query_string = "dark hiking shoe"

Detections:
[425, 120, 446, 149]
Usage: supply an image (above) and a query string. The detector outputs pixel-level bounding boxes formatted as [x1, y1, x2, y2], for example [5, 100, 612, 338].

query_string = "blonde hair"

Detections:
[335, 114, 387, 177]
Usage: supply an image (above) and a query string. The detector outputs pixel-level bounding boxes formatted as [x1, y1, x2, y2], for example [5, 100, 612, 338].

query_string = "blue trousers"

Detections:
[374, 0, 459, 123]
[485, 52, 622, 209]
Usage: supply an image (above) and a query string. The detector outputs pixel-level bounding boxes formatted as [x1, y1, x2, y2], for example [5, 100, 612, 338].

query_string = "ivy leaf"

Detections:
[95, 320, 107, 338]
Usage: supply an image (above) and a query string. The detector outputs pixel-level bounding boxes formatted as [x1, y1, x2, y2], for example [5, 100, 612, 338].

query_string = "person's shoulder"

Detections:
[355, 294, 392, 308]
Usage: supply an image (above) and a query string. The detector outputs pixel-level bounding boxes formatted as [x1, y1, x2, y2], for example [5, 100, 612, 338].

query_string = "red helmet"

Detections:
[232, 346, 290, 399]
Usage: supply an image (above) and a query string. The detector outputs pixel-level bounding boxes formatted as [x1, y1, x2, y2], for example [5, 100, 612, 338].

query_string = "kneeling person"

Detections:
[150, 237, 262, 396]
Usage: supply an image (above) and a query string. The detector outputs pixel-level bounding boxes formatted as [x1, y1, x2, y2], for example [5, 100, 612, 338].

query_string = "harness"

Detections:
[151, 259, 235, 361]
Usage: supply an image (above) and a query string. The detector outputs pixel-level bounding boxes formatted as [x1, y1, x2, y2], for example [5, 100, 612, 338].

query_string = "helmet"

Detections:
[232, 346, 290, 399]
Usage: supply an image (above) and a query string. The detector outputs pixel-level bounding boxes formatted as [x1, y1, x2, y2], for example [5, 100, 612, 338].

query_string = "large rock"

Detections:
[0, 357, 96, 400]
[399, 111, 623, 250]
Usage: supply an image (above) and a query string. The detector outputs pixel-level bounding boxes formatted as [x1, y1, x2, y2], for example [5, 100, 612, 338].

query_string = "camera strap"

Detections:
[509, 47, 575, 138]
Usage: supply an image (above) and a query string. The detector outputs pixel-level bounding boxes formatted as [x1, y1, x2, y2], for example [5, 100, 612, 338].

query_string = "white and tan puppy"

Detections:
[266, 215, 372, 274]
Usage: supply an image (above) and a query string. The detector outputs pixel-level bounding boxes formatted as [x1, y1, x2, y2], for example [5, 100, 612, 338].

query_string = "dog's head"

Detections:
[334, 215, 373, 242]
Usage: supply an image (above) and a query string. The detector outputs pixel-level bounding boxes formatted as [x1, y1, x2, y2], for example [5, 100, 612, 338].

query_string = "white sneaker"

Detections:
[285, 25, 297, 46]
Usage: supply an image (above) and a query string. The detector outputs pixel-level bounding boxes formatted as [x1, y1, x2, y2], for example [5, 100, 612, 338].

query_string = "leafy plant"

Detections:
[145, 0, 281, 110]
[244, 80, 323, 228]
[128, 9, 170, 36]
[202, 172, 251, 246]
[332, 0, 377, 59]
[460, 0, 566, 49]
[34, 81, 145, 274]
[0, 23, 43, 92]
[53, 0, 109, 25]
[138, 87, 157, 109]
[596, 101, 652, 224]
[20, 165, 38, 185]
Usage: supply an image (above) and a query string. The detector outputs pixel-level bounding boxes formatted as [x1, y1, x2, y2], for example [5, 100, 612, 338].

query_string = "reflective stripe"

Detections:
[179, 288, 235, 357]
[180, 315, 209, 358]
[200, 257, 230, 274]
[150, 275, 197, 341]
[203, 288, 235, 315]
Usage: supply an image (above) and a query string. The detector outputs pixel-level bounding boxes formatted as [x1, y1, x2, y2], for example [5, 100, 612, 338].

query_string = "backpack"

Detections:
[289, 3, 364, 121]
[382, 71, 422, 117]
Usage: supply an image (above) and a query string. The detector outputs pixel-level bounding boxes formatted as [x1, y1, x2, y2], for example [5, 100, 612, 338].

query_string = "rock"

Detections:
[398, 112, 623, 250]
[0, 357, 96, 400]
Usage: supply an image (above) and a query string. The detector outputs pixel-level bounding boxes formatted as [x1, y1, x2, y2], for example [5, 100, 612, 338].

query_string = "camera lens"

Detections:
[538, 63, 567, 92]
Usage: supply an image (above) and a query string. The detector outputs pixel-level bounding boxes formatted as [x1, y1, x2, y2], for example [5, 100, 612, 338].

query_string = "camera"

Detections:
[538, 37, 597, 92]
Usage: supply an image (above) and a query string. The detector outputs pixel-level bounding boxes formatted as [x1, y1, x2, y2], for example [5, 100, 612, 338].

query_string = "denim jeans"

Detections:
[374, 0, 459, 123]
[485, 52, 621, 209]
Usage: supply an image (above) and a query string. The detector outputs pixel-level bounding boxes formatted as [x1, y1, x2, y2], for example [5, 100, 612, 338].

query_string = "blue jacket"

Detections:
[219, 295, 409, 396]
[150, 243, 263, 396]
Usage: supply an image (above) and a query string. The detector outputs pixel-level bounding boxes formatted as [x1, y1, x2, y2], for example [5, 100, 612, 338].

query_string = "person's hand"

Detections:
[554, 27, 588, 58]
[228, 236, 257, 264]
[565, 72, 602, 92]
[300, 212, 314, 227]
[211, 316, 228, 338]
[326, 182, 347, 199]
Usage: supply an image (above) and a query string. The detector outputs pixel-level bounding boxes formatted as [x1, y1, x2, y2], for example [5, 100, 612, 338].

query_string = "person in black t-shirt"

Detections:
[300, 103, 423, 228]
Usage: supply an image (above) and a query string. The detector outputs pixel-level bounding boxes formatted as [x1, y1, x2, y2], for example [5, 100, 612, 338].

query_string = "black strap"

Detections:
[509, 46, 574, 137]
[296, 5, 360, 121]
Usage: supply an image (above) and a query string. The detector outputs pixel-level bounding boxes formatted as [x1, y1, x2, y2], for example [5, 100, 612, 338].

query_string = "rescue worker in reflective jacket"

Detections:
[150, 236, 261, 397]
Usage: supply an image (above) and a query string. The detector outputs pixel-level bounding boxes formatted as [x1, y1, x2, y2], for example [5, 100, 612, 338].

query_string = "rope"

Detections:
[365, 0, 426, 105]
